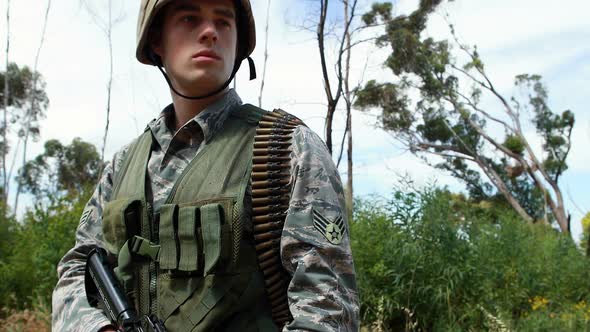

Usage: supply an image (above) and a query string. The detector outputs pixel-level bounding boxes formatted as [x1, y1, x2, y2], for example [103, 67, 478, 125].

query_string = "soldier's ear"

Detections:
[149, 29, 163, 58]
[148, 29, 165, 67]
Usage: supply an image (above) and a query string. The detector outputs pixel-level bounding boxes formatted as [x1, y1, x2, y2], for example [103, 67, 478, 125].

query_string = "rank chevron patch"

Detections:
[312, 208, 345, 245]
[79, 208, 92, 225]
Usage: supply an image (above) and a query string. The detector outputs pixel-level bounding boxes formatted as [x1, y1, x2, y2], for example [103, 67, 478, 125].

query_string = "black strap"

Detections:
[154, 55, 256, 100]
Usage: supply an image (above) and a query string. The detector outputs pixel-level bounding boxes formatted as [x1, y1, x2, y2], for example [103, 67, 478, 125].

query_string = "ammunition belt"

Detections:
[251, 109, 304, 328]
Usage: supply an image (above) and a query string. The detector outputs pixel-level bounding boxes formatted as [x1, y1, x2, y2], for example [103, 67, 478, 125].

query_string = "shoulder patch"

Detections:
[312, 208, 345, 245]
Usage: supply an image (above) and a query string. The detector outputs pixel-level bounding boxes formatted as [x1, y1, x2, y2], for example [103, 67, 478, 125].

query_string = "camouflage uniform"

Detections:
[52, 89, 359, 331]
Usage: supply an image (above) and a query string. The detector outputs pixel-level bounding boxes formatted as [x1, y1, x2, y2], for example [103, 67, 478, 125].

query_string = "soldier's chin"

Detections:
[180, 78, 227, 96]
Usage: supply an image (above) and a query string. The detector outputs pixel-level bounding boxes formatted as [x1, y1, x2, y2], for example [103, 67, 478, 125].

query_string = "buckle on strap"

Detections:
[129, 235, 160, 261]
[115, 235, 160, 294]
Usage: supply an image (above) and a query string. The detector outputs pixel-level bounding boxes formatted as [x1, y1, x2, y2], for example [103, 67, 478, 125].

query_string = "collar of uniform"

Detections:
[192, 89, 242, 144]
[147, 89, 242, 151]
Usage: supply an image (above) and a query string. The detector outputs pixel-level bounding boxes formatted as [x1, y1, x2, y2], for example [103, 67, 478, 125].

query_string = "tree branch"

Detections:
[317, 0, 334, 104]
[258, 0, 272, 108]
[553, 122, 573, 183]
[336, 118, 349, 167]
[3, 0, 11, 205]
[342, 36, 380, 52]
[442, 95, 523, 163]
[474, 157, 534, 222]
[454, 89, 516, 133]
[14, 0, 52, 213]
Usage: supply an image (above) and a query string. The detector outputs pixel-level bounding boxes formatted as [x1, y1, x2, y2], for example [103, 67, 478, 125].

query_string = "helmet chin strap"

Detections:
[153, 54, 257, 100]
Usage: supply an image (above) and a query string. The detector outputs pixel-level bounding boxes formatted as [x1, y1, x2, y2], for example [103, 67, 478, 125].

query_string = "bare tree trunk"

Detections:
[439, 115, 536, 224]
[14, 0, 52, 213]
[343, 0, 353, 221]
[101, 0, 114, 165]
[2, 0, 11, 208]
[316, 0, 357, 155]
[325, 104, 336, 154]
[475, 157, 534, 223]
[316, 0, 340, 155]
[344, 103, 352, 219]
[258, 0, 271, 108]
[317, 0, 334, 154]
[6, 138, 19, 187]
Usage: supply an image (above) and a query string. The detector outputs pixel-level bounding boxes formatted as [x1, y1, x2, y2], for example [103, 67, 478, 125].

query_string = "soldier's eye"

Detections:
[217, 19, 231, 28]
[181, 15, 197, 24]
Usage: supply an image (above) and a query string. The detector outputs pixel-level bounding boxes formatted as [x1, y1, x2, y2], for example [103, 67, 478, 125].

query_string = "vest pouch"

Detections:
[102, 198, 143, 255]
[157, 198, 236, 323]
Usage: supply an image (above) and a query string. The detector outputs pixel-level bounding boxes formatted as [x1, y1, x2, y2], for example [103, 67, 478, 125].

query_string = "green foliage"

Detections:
[582, 213, 590, 236]
[1, 62, 50, 205]
[0, 188, 91, 312]
[503, 135, 525, 156]
[362, 2, 392, 26]
[0, 137, 100, 315]
[0, 63, 48, 110]
[355, 80, 414, 132]
[18, 138, 101, 200]
[514, 74, 575, 182]
[0, 63, 49, 153]
[352, 183, 590, 331]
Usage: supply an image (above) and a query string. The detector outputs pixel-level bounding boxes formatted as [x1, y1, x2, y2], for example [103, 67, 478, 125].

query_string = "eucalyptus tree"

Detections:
[355, 2, 574, 232]
[18, 138, 101, 202]
[0, 63, 49, 204]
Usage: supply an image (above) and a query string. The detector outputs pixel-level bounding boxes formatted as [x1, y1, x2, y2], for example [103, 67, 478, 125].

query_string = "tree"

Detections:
[2, 0, 11, 207]
[13, 0, 53, 212]
[17, 138, 101, 201]
[79, 0, 125, 165]
[312, 0, 360, 156]
[302, 0, 386, 219]
[355, 2, 574, 232]
[0, 63, 49, 203]
[342, 0, 354, 220]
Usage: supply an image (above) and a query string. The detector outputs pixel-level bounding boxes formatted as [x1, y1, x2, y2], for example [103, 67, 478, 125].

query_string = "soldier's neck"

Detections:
[171, 88, 229, 130]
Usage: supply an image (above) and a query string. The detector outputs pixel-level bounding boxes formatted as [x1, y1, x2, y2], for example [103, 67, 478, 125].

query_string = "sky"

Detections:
[1, 0, 589, 238]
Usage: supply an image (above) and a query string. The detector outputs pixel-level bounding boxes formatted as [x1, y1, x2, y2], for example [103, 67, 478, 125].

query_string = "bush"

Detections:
[351, 181, 590, 331]
[0, 188, 91, 313]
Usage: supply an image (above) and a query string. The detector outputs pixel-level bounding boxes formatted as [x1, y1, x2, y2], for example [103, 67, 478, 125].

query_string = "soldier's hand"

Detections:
[98, 325, 118, 332]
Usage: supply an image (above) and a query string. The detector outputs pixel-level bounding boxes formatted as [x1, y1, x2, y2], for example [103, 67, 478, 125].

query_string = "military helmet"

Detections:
[136, 0, 256, 66]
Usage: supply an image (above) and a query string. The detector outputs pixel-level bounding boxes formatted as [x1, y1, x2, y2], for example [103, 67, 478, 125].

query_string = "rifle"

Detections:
[85, 247, 167, 332]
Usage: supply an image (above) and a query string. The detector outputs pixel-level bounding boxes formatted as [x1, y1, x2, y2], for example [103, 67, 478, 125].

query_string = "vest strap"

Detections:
[114, 235, 160, 297]
[201, 203, 223, 276]
[159, 204, 179, 270]
[178, 206, 199, 272]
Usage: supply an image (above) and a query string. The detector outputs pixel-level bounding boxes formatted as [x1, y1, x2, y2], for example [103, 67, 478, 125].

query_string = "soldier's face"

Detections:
[152, 0, 237, 95]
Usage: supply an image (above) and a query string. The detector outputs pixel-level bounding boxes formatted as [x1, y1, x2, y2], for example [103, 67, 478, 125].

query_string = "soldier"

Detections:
[52, 0, 359, 331]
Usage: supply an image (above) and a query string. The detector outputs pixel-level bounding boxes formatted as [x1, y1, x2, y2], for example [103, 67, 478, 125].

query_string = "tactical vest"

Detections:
[101, 105, 281, 331]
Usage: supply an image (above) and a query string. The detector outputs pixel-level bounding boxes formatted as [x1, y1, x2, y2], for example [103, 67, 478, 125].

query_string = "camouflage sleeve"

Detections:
[281, 125, 360, 331]
[52, 145, 130, 332]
